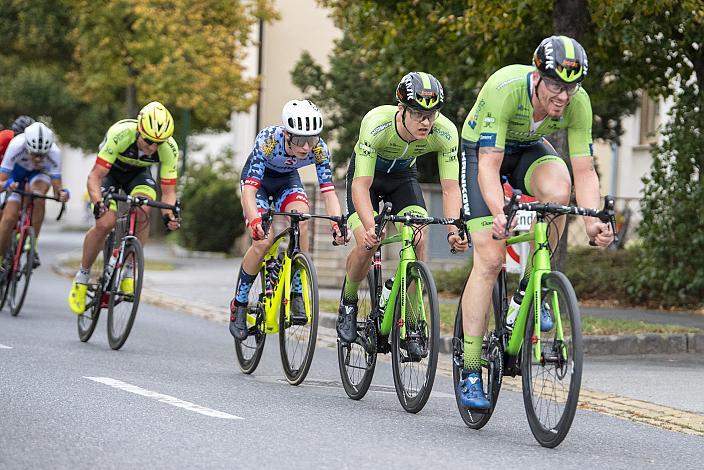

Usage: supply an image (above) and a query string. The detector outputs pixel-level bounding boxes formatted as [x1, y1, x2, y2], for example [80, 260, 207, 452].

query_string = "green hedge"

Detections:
[433, 244, 702, 310]
[179, 155, 244, 253]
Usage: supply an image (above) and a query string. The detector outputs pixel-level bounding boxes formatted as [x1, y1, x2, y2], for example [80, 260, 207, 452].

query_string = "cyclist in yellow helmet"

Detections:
[68, 101, 181, 315]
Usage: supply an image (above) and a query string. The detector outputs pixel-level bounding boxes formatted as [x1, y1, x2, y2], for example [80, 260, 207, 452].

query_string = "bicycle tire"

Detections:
[521, 271, 583, 448]
[107, 238, 144, 350]
[9, 226, 36, 317]
[279, 252, 319, 385]
[0, 244, 14, 311]
[234, 266, 267, 374]
[77, 233, 113, 342]
[390, 260, 439, 413]
[337, 270, 377, 400]
[452, 279, 503, 429]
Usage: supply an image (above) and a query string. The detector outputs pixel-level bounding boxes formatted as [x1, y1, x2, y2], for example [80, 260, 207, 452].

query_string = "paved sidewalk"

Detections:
[54, 240, 704, 356]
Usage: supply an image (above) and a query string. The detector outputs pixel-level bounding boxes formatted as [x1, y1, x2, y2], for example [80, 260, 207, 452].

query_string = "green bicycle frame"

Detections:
[377, 223, 424, 341]
[504, 219, 566, 362]
[246, 234, 311, 334]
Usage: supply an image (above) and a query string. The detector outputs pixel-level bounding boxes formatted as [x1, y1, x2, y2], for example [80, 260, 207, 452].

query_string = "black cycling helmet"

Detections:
[12, 115, 36, 135]
[533, 35, 588, 84]
[396, 72, 445, 111]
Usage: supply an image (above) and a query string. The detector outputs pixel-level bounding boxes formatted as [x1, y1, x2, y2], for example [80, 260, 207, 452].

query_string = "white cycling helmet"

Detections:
[282, 99, 323, 136]
[24, 122, 54, 155]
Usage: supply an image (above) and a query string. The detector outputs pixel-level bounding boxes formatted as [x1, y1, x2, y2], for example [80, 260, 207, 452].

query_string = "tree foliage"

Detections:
[179, 153, 244, 252]
[629, 91, 704, 307]
[293, 0, 670, 180]
[0, 0, 276, 149]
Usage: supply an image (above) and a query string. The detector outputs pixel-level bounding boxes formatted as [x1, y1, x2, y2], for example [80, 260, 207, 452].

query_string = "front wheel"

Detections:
[279, 252, 319, 385]
[78, 233, 113, 342]
[234, 265, 267, 374]
[9, 226, 36, 317]
[453, 279, 503, 429]
[337, 270, 377, 400]
[107, 238, 144, 350]
[0, 243, 14, 311]
[391, 261, 439, 414]
[521, 271, 583, 448]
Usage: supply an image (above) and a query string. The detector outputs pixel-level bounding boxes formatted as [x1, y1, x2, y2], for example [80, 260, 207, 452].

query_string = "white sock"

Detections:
[76, 266, 91, 284]
[123, 261, 134, 278]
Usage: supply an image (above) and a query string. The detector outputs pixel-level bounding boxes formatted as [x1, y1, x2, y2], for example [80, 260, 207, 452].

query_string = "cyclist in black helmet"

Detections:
[336, 71, 468, 345]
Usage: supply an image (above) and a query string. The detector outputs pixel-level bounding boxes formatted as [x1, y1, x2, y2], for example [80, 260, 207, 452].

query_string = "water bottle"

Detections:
[379, 277, 394, 310]
[105, 248, 119, 280]
[506, 277, 529, 328]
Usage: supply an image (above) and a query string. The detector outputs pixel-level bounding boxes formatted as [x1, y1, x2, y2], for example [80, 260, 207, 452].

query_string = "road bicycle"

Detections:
[453, 190, 616, 447]
[234, 209, 347, 385]
[77, 189, 181, 350]
[0, 188, 65, 316]
[338, 202, 465, 413]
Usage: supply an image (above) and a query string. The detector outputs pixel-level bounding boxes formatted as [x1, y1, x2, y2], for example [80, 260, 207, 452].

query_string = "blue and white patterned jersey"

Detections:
[241, 126, 335, 194]
[0, 134, 62, 180]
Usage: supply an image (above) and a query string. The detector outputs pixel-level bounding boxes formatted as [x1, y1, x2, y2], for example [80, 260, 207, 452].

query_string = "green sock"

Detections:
[342, 278, 360, 303]
[463, 336, 483, 371]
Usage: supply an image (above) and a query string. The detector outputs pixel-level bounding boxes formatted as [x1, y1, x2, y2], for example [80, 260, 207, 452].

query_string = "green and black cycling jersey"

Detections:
[461, 64, 593, 157]
[353, 105, 459, 180]
[97, 119, 179, 186]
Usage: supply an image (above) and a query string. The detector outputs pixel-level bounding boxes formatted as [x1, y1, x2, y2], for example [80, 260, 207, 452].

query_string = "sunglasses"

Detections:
[288, 134, 320, 148]
[140, 135, 161, 146]
[539, 76, 581, 96]
[405, 107, 439, 123]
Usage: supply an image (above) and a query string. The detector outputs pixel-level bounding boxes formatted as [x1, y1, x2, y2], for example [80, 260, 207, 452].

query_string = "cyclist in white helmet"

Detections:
[0, 122, 70, 269]
[229, 99, 348, 340]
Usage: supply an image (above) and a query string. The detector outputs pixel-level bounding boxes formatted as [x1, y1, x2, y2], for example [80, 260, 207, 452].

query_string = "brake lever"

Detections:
[498, 189, 522, 239]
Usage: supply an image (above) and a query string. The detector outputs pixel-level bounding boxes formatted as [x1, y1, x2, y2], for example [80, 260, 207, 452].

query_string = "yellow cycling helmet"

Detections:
[137, 101, 174, 142]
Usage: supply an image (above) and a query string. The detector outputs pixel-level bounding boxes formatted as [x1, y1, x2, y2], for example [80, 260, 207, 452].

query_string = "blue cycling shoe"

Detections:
[457, 370, 490, 409]
[540, 303, 554, 332]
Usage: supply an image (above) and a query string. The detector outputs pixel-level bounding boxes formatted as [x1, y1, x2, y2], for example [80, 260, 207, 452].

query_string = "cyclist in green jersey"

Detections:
[336, 71, 468, 346]
[68, 101, 181, 315]
[457, 36, 614, 409]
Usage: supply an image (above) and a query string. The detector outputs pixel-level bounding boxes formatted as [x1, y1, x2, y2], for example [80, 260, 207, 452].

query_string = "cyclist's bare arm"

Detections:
[241, 184, 265, 239]
[572, 156, 612, 246]
[351, 175, 381, 248]
[50, 179, 69, 202]
[440, 178, 467, 251]
[87, 163, 109, 205]
[320, 188, 342, 218]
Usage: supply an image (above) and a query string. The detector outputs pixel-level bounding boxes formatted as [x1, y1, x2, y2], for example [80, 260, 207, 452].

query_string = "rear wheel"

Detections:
[107, 238, 144, 350]
[453, 278, 503, 429]
[391, 261, 439, 413]
[234, 265, 267, 374]
[279, 252, 319, 385]
[9, 226, 36, 317]
[337, 270, 377, 400]
[77, 234, 113, 342]
[521, 271, 583, 448]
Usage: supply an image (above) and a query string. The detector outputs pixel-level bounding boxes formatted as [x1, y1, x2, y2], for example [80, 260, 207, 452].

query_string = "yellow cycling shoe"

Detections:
[68, 280, 88, 315]
[120, 277, 134, 295]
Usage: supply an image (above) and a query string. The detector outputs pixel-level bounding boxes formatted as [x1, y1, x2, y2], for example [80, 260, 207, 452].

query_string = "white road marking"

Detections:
[0, 343, 13, 349]
[84, 376, 243, 420]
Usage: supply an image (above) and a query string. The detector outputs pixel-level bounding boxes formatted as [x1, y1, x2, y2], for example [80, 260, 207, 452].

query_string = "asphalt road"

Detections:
[1, 228, 702, 469]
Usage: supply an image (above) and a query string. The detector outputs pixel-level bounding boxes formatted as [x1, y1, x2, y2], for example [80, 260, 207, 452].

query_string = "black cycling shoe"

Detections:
[33, 252, 41, 269]
[290, 294, 308, 325]
[229, 299, 249, 340]
[336, 300, 358, 344]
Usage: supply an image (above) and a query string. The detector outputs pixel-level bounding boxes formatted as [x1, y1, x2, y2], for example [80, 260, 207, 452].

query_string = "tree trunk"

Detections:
[126, 82, 138, 117]
[550, 0, 588, 272]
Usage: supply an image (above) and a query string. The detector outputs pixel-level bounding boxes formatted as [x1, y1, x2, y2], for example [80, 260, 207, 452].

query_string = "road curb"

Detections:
[317, 312, 703, 356]
[51, 261, 702, 356]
